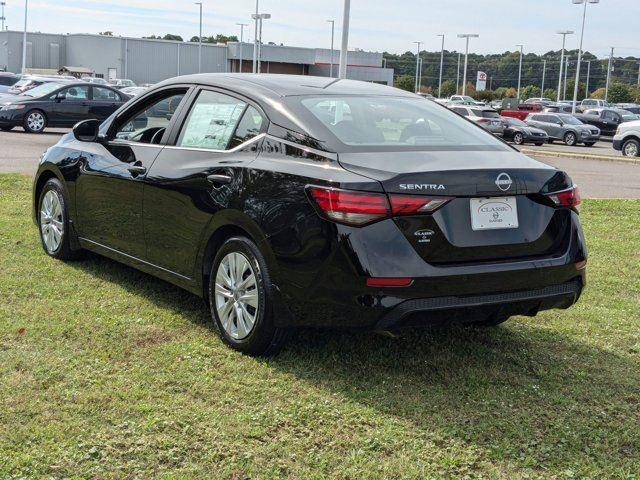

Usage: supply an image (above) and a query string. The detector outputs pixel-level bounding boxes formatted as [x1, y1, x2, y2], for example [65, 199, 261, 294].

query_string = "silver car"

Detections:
[526, 113, 600, 146]
[449, 105, 505, 135]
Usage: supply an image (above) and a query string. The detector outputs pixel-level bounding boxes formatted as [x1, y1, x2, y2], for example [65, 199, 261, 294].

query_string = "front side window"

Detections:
[114, 90, 186, 143]
[299, 96, 505, 148]
[177, 90, 246, 150]
[93, 87, 121, 101]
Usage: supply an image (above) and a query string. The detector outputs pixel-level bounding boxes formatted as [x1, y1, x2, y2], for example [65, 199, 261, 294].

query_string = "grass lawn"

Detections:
[0, 173, 638, 479]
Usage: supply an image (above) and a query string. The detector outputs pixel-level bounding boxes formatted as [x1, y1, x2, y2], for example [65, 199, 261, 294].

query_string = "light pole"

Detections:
[456, 52, 461, 93]
[338, 0, 350, 79]
[236, 22, 248, 73]
[605, 47, 614, 102]
[251, 13, 270, 74]
[1, 2, 6, 32]
[437, 34, 445, 98]
[563, 58, 569, 100]
[457, 33, 478, 96]
[571, 0, 600, 114]
[516, 44, 524, 100]
[252, 0, 259, 73]
[21, 0, 27, 73]
[556, 30, 574, 102]
[195, 2, 202, 73]
[327, 19, 335, 78]
[585, 60, 591, 97]
[541, 59, 546, 99]
[413, 41, 422, 93]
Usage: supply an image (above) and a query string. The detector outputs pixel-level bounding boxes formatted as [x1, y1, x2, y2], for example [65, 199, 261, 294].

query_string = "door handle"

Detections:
[128, 165, 147, 175]
[207, 174, 232, 185]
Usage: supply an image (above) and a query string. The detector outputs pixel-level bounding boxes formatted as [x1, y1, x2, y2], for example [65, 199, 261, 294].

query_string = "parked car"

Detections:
[31, 74, 587, 355]
[524, 97, 553, 105]
[449, 95, 484, 106]
[5, 75, 72, 95]
[0, 82, 129, 133]
[500, 103, 544, 121]
[501, 117, 548, 145]
[612, 119, 640, 157]
[0, 72, 21, 94]
[526, 113, 600, 146]
[615, 103, 640, 115]
[80, 76, 110, 85]
[579, 98, 611, 111]
[110, 78, 137, 89]
[573, 108, 638, 137]
[449, 105, 504, 134]
[120, 86, 149, 97]
[543, 103, 575, 114]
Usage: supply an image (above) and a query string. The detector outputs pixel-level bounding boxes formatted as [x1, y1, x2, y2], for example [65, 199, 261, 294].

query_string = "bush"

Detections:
[393, 75, 415, 92]
[520, 85, 541, 100]
[439, 80, 457, 98]
[565, 79, 587, 101]
[607, 83, 633, 103]
[504, 87, 517, 99]
[590, 87, 606, 100]
[474, 89, 495, 102]
[458, 82, 476, 96]
[494, 87, 508, 99]
[543, 88, 557, 100]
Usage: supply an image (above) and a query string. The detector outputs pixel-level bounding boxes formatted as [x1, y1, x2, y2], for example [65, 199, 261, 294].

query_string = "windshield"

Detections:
[559, 115, 583, 125]
[506, 118, 526, 127]
[619, 110, 637, 121]
[22, 82, 65, 98]
[299, 96, 506, 149]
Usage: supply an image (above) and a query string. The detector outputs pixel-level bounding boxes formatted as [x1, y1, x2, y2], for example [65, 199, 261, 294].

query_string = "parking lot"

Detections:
[1, 129, 637, 198]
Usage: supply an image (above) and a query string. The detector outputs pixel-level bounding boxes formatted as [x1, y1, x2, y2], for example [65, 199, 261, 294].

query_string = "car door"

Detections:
[51, 85, 91, 126]
[601, 110, 620, 136]
[90, 86, 125, 120]
[142, 88, 266, 278]
[75, 87, 191, 259]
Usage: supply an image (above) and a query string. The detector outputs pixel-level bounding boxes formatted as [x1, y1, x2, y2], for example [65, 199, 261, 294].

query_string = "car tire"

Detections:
[23, 109, 47, 134]
[547, 139, 554, 144]
[38, 178, 83, 260]
[564, 132, 577, 146]
[0, 126, 13, 132]
[513, 132, 524, 145]
[622, 139, 640, 157]
[208, 236, 289, 356]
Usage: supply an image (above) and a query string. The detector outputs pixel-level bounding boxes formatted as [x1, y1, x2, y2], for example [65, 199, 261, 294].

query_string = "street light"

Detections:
[252, 0, 259, 73]
[437, 34, 445, 98]
[338, 0, 350, 79]
[571, 0, 600, 114]
[327, 19, 335, 78]
[457, 33, 478, 96]
[605, 46, 614, 101]
[236, 22, 248, 73]
[251, 13, 270, 73]
[1, 2, 6, 32]
[21, 0, 28, 73]
[556, 30, 574, 102]
[516, 44, 524, 100]
[195, 2, 203, 73]
[413, 41, 422, 93]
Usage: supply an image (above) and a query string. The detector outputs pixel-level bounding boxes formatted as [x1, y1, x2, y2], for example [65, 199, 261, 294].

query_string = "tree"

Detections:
[590, 87, 606, 100]
[565, 79, 587, 101]
[458, 82, 475, 96]
[144, 34, 183, 41]
[494, 87, 508, 99]
[520, 85, 541, 100]
[99, 31, 114, 36]
[393, 75, 415, 92]
[543, 88, 557, 100]
[504, 87, 517, 98]
[192, 34, 239, 44]
[475, 89, 494, 102]
[608, 83, 633, 103]
[439, 79, 457, 98]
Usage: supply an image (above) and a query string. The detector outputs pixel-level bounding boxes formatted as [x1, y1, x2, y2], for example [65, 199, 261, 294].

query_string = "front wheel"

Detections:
[564, 132, 577, 146]
[512, 132, 524, 145]
[38, 178, 82, 260]
[23, 110, 47, 133]
[622, 139, 640, 157]
[209, 236, 289, 356]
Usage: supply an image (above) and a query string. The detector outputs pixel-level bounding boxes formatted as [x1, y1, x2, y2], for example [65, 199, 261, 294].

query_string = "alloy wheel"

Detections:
[623, 141, 639, 157]
[27, 112, 45, 132]
[214, 252, 260, 340]
[40, 190, 64, 253]
[513, 133, 524, 145]
[565, 133, 576, 146]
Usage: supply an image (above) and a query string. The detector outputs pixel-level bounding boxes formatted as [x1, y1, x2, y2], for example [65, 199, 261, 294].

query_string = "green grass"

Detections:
[0, 173, 638, 479]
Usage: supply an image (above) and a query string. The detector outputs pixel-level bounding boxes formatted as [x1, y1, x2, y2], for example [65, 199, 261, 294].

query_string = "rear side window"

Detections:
[228, 106, 264, 149]
[177, 90, 246, 150]
[93, 87, 121, 101]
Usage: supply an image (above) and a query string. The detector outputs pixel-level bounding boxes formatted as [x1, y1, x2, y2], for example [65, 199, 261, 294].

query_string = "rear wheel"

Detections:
[512, 132, 524, 145]
[622, 139, 640, 157]
[38, 178, 82, 260]
[23, 110, 47, 133]
[209, 236, 289, 356]
[564, 132, 577, 146]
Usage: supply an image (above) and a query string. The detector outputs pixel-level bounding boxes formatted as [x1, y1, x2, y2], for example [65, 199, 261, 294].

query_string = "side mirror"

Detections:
[73, 119, 102, 142]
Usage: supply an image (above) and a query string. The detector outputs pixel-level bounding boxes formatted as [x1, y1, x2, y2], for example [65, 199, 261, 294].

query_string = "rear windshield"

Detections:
[473, 109, 500, 119]
[299, 96, 505, 149]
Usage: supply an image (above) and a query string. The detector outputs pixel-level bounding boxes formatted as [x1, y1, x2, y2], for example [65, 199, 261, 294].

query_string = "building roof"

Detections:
[59, 66, 94, 74]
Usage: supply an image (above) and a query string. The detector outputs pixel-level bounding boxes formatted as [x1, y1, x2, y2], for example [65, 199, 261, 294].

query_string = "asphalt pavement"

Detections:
[0, 129, 638, 198]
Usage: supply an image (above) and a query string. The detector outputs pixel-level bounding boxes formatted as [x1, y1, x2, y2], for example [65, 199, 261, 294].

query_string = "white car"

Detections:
[449, 95, 485, 106]
[612, 120, 640, 157]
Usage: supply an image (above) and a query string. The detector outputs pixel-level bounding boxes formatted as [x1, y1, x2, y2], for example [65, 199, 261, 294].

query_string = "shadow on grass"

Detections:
[68, 252, 639, 474]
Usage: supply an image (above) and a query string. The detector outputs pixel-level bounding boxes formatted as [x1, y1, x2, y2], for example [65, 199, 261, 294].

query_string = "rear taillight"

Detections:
[545, 185, 581, 208]
[307, 187, 451, 227]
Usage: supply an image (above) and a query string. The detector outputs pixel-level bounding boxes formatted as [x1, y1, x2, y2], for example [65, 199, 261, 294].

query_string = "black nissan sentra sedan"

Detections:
[0, 82, 129, 133]
[32, 74, 587, 355]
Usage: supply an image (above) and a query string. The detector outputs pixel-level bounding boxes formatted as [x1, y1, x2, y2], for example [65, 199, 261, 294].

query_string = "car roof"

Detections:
[157, 73, 416, 100]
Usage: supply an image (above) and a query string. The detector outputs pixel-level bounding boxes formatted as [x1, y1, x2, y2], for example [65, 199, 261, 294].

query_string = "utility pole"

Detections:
[413, 41, 422, 93]
[457, 33, 479, 96]
[556, 30, 574, 102]
[456, 52, 461, 93]
[571, 0, 600, 115]
[605, 47, 614, 102]
[21, 0, 27, 73]
[585, 60, 591, 97]
[338, 0, 350, 79]
[0, 2, 6, 32]
[236, 23, 248, 72]
[252, 0, 259, 73]
[327, 19, 335, 78]
[195, 2, 202, 73]
[563, 58, 569, 100]
[541, 59, 546, 98]
[516, 44, 524, 99]
[437, 34, 445, 98]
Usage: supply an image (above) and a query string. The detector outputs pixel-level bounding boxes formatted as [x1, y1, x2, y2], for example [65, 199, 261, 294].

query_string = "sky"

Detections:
[2, 0, 640, 59]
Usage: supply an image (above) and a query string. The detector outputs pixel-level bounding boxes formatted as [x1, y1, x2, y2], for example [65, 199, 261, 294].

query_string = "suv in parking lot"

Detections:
[449, 105, 504, 134]
[526, 113, 600, 146]
[612, 120, 640, 157]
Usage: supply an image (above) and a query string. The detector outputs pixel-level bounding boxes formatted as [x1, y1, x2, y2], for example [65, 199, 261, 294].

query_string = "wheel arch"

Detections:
[32, 168, 65, 224]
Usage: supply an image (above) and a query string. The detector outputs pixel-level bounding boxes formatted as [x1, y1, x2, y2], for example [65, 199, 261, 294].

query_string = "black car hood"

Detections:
[0, 93, 26, 105]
